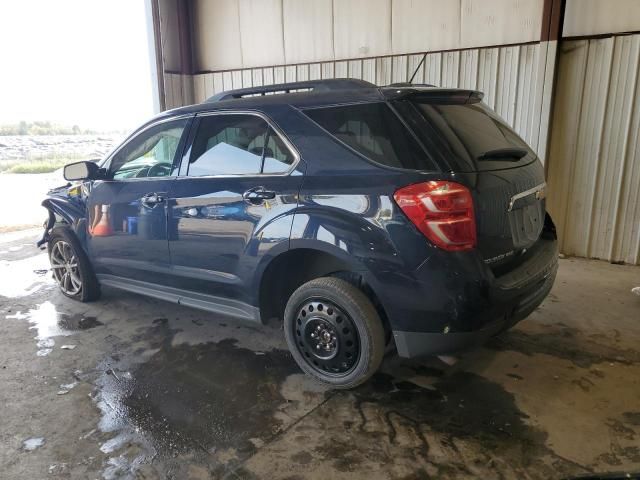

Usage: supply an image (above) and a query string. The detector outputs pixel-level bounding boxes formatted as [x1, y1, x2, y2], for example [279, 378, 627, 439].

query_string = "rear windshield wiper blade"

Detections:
[477, 147, 528, 161]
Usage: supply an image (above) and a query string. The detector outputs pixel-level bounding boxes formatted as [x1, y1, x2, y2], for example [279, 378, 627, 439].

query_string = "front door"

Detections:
[87, 117, 190, 283]
[167, 112, 303, 309]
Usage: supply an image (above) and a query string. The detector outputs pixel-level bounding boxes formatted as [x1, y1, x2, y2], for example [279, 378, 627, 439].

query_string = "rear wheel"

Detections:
[284, 277, 385, 389]
[48, 227, 100, 302]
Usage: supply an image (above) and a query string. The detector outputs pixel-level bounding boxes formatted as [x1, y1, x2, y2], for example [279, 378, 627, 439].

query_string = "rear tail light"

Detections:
[393, 181, 476, 251]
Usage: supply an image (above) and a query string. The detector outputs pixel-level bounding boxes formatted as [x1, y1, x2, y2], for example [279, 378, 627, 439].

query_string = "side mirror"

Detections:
[63, 161, 100, 181]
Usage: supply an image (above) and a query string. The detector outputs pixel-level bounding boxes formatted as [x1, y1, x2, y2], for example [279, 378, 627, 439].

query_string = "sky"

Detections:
[0, 0, 155, 131]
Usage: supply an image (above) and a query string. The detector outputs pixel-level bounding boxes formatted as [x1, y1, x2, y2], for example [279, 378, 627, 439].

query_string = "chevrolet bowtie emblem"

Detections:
[507, 183, 546, 212]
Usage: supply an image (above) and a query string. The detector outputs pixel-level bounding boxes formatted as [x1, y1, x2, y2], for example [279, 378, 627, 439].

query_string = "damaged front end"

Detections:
[37, 182, 90, 249]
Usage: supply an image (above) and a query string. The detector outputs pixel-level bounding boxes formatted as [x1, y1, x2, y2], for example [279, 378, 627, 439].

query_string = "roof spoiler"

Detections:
[205, 78, 376, 103]
[387, 82, 437, 88]
[382, 87, 484, 104]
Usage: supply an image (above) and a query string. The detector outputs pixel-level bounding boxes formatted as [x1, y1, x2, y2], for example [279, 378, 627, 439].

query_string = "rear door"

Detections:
[167, 112, 303, 308]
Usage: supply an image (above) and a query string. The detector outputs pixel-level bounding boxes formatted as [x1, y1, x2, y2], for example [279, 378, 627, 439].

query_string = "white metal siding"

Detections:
[191, 0, 545, 71]
[332, 0, 392, 59]
[192, 0, 243, 72]
[460, 0, 543, 49]
[164, 73, 193, 110]
[191, 43, 549, 157]
[391, 0, 461, 53]
[238, 0, 286, 67]
[283, 0, 334, 64]
[547, 35, 640, 264]
[563, 0, 640, 38]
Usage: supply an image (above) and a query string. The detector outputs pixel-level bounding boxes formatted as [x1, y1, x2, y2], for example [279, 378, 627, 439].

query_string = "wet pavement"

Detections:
[1, 229, 640, 479]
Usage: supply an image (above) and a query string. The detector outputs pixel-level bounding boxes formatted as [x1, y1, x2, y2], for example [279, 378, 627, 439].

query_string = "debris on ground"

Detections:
[22, 437, 45, 451]
[56, 381, 78, 395]
[60, 344, 76, 350]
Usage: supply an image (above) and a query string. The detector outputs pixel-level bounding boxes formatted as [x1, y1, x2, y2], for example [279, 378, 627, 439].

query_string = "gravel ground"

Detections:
[0, 134, 120, 162]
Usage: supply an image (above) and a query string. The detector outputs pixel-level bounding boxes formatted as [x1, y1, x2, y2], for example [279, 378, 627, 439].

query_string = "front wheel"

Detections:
[284, 277, 385, 389]
[48, 227, 101, 302]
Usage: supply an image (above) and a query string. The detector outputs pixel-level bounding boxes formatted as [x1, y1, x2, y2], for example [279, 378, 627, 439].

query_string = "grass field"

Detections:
[1, 158, 72, 174]
[0, 155, 83, 174]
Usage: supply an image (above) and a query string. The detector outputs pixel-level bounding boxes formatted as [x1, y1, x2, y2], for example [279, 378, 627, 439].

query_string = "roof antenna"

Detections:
[408, 53, 427, 84]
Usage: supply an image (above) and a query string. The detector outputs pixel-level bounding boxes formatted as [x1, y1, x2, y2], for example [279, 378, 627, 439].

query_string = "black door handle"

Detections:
[141, 192, 165, 208]
[243, 187, 276, 204]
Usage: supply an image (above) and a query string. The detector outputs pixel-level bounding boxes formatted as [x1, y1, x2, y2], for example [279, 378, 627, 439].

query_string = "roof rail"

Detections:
[205, 78, 376, 103]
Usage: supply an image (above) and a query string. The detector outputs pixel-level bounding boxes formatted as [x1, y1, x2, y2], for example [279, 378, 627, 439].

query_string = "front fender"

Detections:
[41, 195, 88, 247]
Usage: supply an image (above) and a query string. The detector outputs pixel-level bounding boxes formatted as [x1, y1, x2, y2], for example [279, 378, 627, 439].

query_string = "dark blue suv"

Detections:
[41, 79, 558, 388]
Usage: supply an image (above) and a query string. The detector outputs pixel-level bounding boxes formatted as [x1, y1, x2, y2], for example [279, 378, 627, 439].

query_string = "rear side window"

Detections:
[188, 114, 267, 176]
[187, 114, 296, 176]
[304, 102, 434, 170]
[263, 127, 296, 173]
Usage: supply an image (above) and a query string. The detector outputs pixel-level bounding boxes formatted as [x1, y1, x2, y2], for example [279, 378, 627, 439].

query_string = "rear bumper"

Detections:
[393, 234, 558, 358]
[392, 254, 557, 358]
[393, 321, 502, 358]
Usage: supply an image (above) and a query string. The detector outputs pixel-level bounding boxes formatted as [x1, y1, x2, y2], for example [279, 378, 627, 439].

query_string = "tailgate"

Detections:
[472, 160, 547, 266]
[389, 90, 550, 267]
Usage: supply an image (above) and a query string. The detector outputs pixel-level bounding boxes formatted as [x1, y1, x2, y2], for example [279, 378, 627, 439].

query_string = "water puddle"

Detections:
[91, 318, 328, 478]
[0, 252, 55, 298]
[78, 312, 570, 478]
[6, 301, 103, 356]
[248, 363, 572, 479]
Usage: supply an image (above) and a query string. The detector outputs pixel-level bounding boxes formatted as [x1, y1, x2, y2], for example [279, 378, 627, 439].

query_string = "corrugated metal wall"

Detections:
[190, 0, 544, 72]
[185, 43, 551, 158]
[164, 73, 192, 110]
[547, 34, 640, 265]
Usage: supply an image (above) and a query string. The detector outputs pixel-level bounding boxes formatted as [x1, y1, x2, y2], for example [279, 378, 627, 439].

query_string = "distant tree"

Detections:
[0, 120, 106, 136]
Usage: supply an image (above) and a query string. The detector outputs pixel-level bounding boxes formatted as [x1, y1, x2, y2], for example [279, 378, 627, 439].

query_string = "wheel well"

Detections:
[259, 249, 390, 335]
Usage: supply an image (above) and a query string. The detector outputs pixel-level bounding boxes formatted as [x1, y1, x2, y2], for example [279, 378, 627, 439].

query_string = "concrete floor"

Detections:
[1, 229, 639, 480]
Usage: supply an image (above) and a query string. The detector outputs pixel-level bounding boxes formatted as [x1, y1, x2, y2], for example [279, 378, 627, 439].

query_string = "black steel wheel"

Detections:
[296, 299, 360, 375]
[284, 277, 385, 388]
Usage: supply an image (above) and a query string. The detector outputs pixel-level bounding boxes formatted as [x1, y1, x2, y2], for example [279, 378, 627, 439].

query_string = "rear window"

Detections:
[304, 102, 435, 171]
[396, 99, 534, 172]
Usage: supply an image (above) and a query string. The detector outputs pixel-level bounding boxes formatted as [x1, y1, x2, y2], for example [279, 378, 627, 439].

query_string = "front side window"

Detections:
[110, 119, 188, 180]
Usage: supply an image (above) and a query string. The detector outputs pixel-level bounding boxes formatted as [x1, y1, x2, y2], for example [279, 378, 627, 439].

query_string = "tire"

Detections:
[284, 277, 385, 389]
[47, 226, 101, 302]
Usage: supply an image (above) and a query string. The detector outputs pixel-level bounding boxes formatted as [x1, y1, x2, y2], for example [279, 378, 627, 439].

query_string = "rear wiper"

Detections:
[477, 147, 528, 161]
